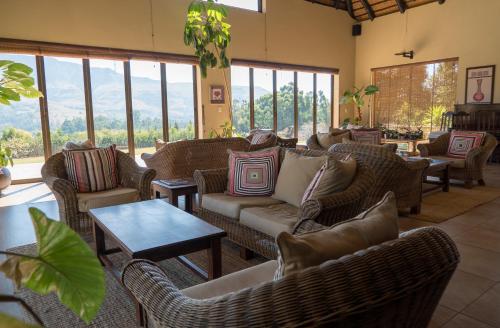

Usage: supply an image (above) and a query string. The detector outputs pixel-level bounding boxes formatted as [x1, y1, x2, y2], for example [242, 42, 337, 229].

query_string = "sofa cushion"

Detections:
[428, 156, 466, 169]
[316, 131, 351, 149]
[240, 203, 299, 238]
[182, 260, 277, 300]
[447, 130, 486, 158]
[275, 192, 399, 279]
[250, 129, 274, 145]
[272, 151, 327, 207]
[77, 187, 140, 212]
[227, 147, 280, 196]
[201, 193, 284, 220]
[63, 139, 94, 150]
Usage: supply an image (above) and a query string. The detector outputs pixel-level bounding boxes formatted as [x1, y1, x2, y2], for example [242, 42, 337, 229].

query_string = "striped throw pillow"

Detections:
[251, 130, 274, 145]
[63, 145, 119, 193]
[227, 147, 280, 196]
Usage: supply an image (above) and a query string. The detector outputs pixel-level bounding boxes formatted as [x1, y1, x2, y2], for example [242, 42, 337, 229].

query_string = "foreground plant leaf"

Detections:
[0, 208, 105, 323]
[0, 313, 40, 328]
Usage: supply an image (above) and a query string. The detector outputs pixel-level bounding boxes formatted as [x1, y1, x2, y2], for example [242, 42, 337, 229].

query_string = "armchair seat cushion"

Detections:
[201, 193, 284, 220]
[240, 203, 299, 238]
[77, 187, 140, 212]
[428, 156, 466, 169]
[182, 260, 278, 300]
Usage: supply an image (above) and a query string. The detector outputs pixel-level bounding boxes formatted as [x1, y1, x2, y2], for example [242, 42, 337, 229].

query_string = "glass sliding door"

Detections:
[316, 74, 332, 133]
[0, 54, 44, 180]
[297, 72, 314, 143]
[89, 59, 129, 152]
[130, 60, 162, 157]
[231, 65, 250, 135]
[253, 68, 273, 130]
[166, 63, 195, 141]
[45, 56, 88, 154]
[276, 70, 295, 138]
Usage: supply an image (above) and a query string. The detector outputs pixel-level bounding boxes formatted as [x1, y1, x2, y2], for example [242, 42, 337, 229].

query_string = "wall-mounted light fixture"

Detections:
[395, 50, 414, 59]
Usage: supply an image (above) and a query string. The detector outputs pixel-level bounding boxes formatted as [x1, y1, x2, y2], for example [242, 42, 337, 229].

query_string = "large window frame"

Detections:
[232, 59, 337, 141]
[0, 38, 200, 183]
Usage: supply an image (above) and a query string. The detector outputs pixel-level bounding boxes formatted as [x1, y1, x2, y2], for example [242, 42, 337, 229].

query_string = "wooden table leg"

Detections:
[93, 221, 106, 266]
[207, 238, 222, 280]
[170, 191, 179, 208]
[155, 190, 161, 199]
[185, 193, 193, 214]
[443, 165, 450, 192]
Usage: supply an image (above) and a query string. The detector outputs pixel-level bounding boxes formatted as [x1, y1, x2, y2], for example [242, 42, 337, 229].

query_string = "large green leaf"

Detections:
[364, 84, 379, 95]
[0, 208, 105, 324]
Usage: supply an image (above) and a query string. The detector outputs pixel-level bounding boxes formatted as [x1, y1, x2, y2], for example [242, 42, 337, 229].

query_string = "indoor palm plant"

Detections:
[340, 85, 379, 124]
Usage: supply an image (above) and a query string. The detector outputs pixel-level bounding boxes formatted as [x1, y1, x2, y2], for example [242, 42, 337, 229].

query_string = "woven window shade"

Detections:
[373, 59, 458, 136]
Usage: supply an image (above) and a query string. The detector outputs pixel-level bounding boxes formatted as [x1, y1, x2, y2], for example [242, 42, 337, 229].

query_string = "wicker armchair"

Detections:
[246, 130, 298, 150]
[122, 227, 459, 328]
[330, 142, 429, 213]
[141, 138, 250, 180]
[41, 150, 155, 234]
[194, 148, 375, 259]
[417, 132, 498, 188]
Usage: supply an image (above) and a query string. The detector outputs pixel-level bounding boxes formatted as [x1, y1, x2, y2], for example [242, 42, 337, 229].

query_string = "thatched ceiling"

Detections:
[305, 0, 446, 21]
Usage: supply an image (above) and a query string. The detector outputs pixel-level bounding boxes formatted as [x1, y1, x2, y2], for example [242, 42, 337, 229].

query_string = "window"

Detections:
[207, 0, 261, 12]
[231, 62, 336, 142]
[373, 59, 458, 137]
[45, 56, 88, 154]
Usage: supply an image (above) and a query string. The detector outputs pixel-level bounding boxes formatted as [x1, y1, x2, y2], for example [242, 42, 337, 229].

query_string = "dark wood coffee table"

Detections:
[151, 179, 198, 213]
[408, 157, 451, 193]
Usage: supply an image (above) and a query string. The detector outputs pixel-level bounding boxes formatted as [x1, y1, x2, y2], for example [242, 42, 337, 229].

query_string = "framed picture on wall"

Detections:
[465, 65, 495, 104]
[210, 85, 225, 104]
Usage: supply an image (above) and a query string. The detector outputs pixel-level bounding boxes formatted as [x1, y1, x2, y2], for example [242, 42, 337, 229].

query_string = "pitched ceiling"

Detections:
[305, 0, 446, 21]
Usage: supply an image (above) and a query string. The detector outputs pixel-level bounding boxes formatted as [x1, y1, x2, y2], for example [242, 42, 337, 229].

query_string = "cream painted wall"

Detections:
[355, 0, 500, 124]
[1, 0, 356, 137]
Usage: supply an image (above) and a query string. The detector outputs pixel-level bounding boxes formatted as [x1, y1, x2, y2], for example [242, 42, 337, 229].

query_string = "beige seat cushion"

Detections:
[316, 131, 350, 149]
[429, 156, 466, 168]
[201, 193, 284, 220]
[275, 192, 399, 278]
[272, 151, 327, 207]
[182, 260, 278, 300]
[77, 187, 140, 212]
[240, 203, 299, 238]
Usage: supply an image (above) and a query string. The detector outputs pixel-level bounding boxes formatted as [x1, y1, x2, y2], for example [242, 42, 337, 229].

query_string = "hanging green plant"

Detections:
[0, 60, 43, 105]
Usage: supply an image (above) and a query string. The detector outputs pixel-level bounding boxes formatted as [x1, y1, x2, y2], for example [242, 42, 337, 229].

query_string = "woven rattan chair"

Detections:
[417, 132, 498, 188]
[194, 148, 375, 259]
[122, 226, 459, 328]
[330, 142, 429, 213]
[41, 150, 155, 234]
[141, 138, 251, 180]
[246, 130, 298, 150]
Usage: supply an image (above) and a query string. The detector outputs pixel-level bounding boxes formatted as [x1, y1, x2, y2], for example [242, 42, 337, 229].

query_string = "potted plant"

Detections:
[0, 144, 13, 192]
[340, 85, 379, 124]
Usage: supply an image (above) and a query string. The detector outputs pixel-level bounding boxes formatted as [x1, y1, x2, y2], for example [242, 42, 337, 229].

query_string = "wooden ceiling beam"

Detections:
[345, 0, 357, 20]
[359, 0, 375, 20]
[395, 0, 407, 13]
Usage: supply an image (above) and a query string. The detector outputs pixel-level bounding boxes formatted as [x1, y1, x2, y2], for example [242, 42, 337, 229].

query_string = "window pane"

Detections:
[166, 63, 195, 141]
[316, 74, 332, 133]
[231, 66, 250, 135]
[45, 56, 87, 154]
[276, 71, 294, 138]
[253, 68, 273, 130]
[297, 72, 314, 143]
[130, 60, 162, 157]
[0, 54, 43, 180]
[90, 59, 128, 152]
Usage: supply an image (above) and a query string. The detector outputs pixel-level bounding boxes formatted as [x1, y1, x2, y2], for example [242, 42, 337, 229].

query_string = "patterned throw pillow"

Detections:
[227, 147, 280, 196]
[350, 130, 381, 145]
[250, 130, 274, 145]
[63, 145, 119, 193]
[447, 131, 486, 158]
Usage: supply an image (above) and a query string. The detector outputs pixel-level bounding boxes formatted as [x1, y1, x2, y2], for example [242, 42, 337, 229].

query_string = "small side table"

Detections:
[151, 179, 198, 213]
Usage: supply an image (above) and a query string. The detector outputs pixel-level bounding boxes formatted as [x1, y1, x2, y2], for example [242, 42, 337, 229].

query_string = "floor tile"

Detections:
[398, 217, 435, 232]
[429, 305, 457, 328]
[456, 242, 500, 281]
[440, 270, 495, 312]
[442, 314, 494, 328]
[463, 283, 500, 327]
[453, 226, 500, 253]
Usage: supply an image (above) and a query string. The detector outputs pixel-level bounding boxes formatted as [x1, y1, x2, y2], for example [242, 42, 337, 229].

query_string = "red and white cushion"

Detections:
[446, 131, 485, 158]
[227, 147, 280, 196]
[350, 130, 381, 145]
[63, 145, 119, 193]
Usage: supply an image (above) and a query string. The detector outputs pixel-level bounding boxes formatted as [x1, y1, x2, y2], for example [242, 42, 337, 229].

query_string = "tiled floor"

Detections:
[1, 165, 500, 327]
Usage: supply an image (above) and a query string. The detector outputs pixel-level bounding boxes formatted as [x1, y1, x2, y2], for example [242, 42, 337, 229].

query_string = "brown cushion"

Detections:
[272, 151, 327, 207]
[63, 140, 94, 150]
[275, 192, 399, 278]
[77, 187, 140, 212]
[201, 193, 284, 220]
[316, 131, 351, 149]
[240, 203, 299, 238]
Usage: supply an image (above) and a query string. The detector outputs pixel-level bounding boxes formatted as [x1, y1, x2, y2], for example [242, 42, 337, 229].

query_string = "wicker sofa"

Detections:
[330, 142, 429, 213]
[142, 138, 251, 180]
[194, 148, 375, 259]
[41, 150, 155, 234]
[307, 127, 397, 151]
[122, 226, 459, 328]
[417, 132, 498, 188]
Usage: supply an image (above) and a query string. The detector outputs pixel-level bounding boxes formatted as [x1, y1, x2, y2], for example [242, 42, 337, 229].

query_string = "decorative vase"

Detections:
[473, 79, 485, 102]
[0, 167, 12, 193]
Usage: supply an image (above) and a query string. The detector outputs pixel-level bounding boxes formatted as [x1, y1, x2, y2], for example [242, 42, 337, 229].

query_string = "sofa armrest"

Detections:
[193, 168, 228, 201]
[117, 152, 156, 200]
[417, 133, 450, 156]
[43, 175, 80, 227]
[465, 134, 498, 167]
